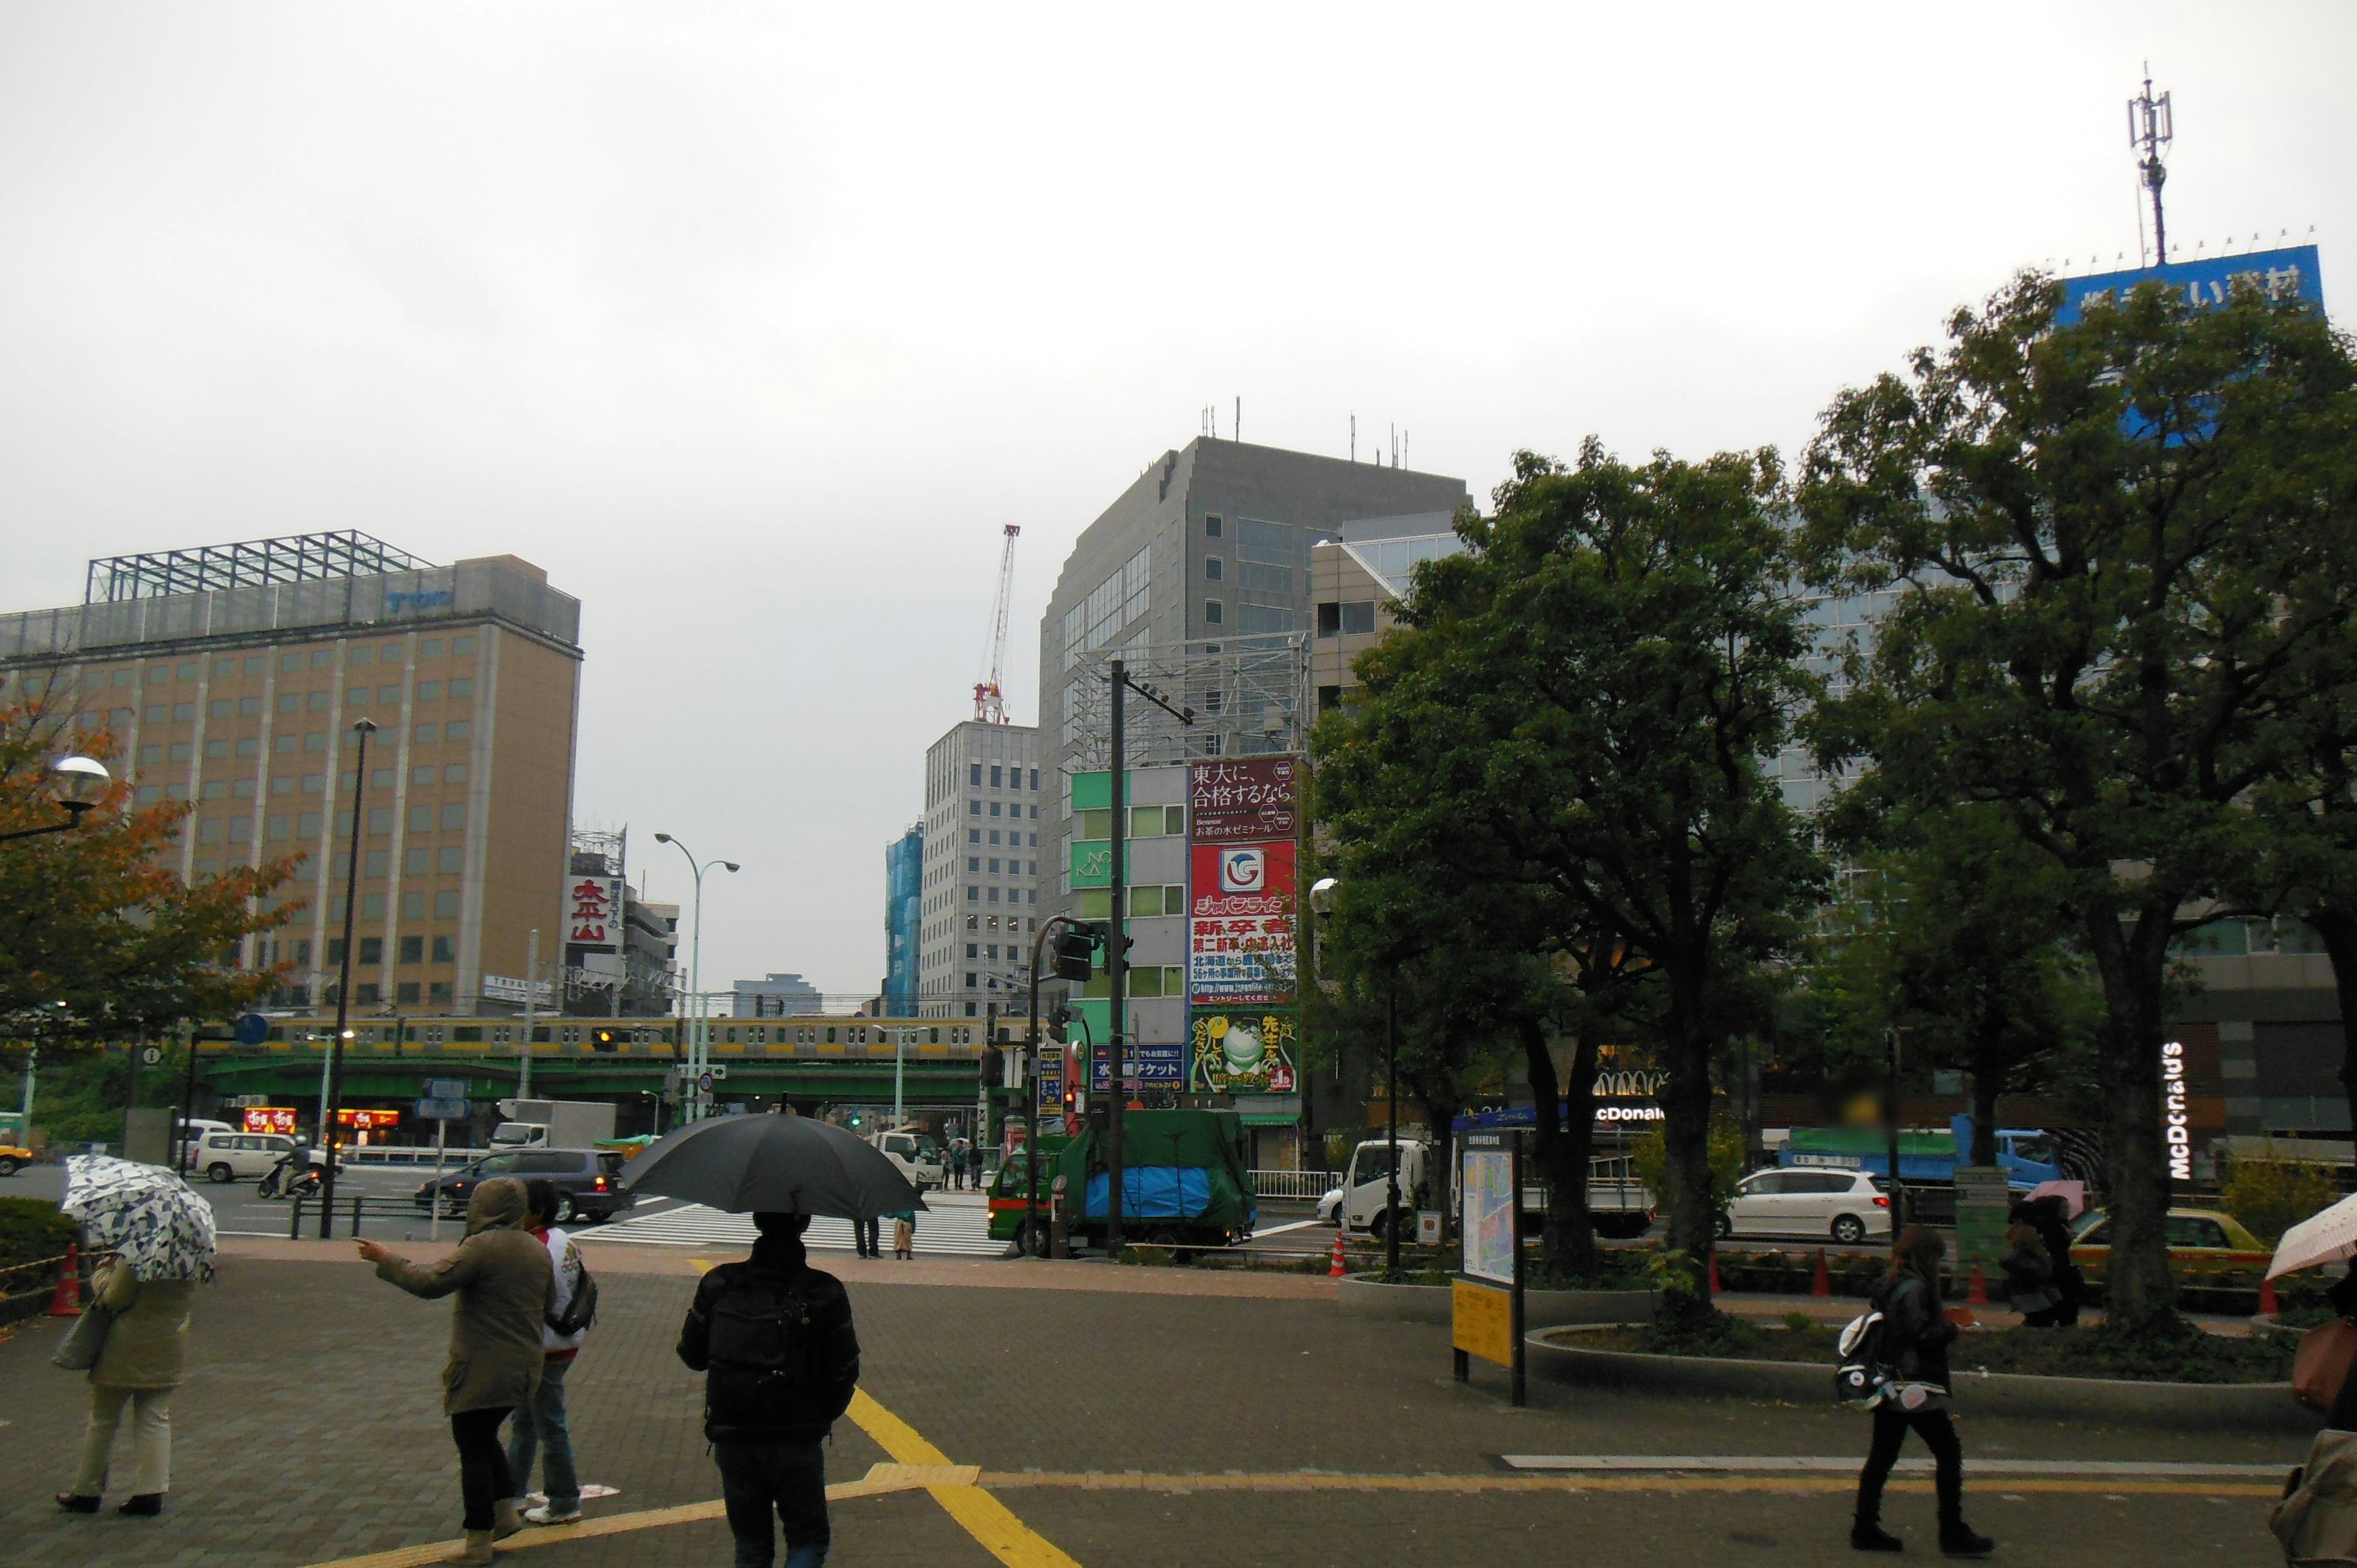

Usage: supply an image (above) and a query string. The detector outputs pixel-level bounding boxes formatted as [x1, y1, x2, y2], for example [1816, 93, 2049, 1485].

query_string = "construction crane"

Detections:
[973, 523, 1020, 724]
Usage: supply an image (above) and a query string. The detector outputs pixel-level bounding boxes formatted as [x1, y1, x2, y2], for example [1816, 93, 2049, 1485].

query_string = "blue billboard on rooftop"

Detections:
[2056, 244, 2324, 324]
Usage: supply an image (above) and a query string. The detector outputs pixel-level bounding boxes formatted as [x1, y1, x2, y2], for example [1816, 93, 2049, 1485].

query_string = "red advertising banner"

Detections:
[1188, 840, 1297, 1004]
[565, 876, 622, 946]
[244, 1106, 298, 1136]
[1188, 757, 1300, 845]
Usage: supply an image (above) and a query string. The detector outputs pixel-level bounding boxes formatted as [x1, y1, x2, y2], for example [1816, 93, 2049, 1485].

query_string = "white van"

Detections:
[190, 1130, 300, 1184]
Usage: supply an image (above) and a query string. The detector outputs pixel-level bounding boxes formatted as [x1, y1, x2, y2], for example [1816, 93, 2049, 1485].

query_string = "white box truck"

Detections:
[492, 1099, 617, 1149]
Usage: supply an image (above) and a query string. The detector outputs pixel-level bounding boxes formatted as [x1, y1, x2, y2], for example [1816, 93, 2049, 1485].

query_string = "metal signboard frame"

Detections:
[1453, 1130, 1526, 1406]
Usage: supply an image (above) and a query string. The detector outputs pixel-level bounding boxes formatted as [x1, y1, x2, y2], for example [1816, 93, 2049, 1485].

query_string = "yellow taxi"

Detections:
[2069, 1207, 2271, 1274]
[0, 1143, 31, 1178]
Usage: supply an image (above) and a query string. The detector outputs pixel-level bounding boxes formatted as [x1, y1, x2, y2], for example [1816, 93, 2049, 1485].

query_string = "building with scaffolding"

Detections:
[563, 827, 679, 1018]
[884, 823, 923, 1015]
[0, 531, 582, 1019]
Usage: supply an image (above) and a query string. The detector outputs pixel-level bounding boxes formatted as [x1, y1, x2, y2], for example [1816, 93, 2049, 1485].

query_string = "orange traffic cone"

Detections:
[1968, 1264, 1989, 1307]
[2261, 1274, 2280, 1318]
[1812, 1248, 1832, 1297]
[1708, 1251, 1722, 1295]
[1329, 1229, 1347, 1279]
[47, 1242, 82, 1317]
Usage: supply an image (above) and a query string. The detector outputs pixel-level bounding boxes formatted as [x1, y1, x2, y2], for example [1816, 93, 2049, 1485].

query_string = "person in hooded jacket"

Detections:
[2025, 1195, 2084, 1327]
[55, 1254, 195, 1518]
[678, 1212, 861, 1568]
[359, 1176, 554, 1566]
[1852, 1226, 1993, 1557]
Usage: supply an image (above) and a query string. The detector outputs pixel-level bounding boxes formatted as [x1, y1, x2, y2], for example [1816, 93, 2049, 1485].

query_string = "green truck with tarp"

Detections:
[987, 1111, 1256, 1254]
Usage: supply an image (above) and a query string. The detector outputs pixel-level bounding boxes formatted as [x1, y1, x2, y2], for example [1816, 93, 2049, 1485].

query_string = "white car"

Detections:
[1316, 1184, 1344, 1225]
[1717, 1167, 1891, 1245]
[189, 1130, 302, 1184]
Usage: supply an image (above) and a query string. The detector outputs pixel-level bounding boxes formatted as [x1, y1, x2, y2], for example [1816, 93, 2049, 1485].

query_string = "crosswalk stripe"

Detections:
[582, 1199, 1010, 1256]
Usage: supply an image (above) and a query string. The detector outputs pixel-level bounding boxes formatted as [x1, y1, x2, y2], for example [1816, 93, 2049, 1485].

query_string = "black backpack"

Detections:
[704, 1273, 813, 1426]
[546, 1240, 598, 1338]
[1834, 1305, 1895, 1408]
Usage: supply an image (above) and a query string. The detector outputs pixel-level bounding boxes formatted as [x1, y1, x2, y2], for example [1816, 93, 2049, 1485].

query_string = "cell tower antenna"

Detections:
[2128, 67, 2173, 266]
[973, 523, 1021, 725]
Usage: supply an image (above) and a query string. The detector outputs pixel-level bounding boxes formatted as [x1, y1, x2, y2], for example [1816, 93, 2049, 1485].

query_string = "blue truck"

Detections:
[1780, 1114, 2062, 1191]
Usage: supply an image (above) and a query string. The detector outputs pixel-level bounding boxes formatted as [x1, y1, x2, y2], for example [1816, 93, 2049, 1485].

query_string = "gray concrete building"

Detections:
[918, 719, 1043, 1019]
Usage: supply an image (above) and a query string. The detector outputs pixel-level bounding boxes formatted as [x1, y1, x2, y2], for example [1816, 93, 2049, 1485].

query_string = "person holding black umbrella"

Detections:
[677, 1213, 861, 1568]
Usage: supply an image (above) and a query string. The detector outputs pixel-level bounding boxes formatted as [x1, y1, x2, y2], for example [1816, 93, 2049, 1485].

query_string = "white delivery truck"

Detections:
[869, 1126, 944, 1191]
[492, 1099, 617, 1149]
[1334, 1137, 1654, 1240]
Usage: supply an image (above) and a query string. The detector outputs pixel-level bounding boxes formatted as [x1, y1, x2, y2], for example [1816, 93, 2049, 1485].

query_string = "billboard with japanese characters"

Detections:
[2056, 244, 2323, 325]
[1188, 757, 1300, 844]
[1190, 1008, 1298, 1095]
[1187, 840, 1296, 1003]
[563, 876, 624, 948]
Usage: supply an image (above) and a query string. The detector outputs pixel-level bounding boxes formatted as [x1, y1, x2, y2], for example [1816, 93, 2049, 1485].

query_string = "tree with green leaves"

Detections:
[1, 700, 301, 1045]
[1800, 273, 2357, 1333]
[1319, 443, 1824, 1312]
[1808, 799, 2100, 1165]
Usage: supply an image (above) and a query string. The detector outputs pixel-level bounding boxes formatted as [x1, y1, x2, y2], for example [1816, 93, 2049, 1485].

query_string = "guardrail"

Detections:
[290, 1194, 444, 1240]
[1249, 1170, 1337, 1200]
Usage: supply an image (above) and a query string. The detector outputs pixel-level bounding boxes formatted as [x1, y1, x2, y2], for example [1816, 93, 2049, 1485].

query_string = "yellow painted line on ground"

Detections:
[977, 1472, 2278, 1499]
[297, 1463, 978, 1568]
[845, 1388, 1086, 1568]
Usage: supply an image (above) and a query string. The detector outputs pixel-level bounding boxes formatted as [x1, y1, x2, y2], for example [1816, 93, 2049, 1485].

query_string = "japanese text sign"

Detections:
[1188, 840, 1296, 1003]
[565, 876, 623, 947]
[1188, 757, 1299, 844]
[1188, 1009, 1298, 1094]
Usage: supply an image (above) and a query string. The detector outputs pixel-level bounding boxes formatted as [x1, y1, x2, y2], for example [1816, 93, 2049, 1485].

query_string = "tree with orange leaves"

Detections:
[1, 697, 303, 1044]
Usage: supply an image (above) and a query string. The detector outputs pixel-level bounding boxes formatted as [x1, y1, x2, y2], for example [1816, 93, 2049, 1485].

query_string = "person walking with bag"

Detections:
[504, 1178, 594, 1527]
[677, 1211, 861, 1568]
[1852, 1226, 1993, 1557]
[1998, 1207, 2058, 1326]
[358, 1176, 554, 1566]
[54, 1253, 193, 1518]
[2026, 1195, 2084, 1327]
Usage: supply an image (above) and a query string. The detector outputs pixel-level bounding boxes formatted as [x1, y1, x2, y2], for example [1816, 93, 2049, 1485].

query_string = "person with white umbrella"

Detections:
[50, 1154, 215, 1520]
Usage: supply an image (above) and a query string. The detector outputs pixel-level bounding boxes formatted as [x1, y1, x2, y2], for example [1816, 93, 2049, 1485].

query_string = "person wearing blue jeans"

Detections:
[678, 1213, 861, 1568]
[506, 1180, 587, 1526]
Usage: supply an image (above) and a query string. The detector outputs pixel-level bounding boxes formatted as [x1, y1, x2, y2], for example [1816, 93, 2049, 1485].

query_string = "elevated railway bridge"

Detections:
[188, 1014, 997, 1137]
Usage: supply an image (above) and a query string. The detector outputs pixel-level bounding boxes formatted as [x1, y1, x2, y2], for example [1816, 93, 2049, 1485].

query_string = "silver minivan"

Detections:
[192, 1130, 300, 1184]
[1717, 1167, 1892, 1245]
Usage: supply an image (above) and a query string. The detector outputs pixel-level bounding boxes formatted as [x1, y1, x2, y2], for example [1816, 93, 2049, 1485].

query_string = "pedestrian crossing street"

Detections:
[581, 1191, 1010, 1257]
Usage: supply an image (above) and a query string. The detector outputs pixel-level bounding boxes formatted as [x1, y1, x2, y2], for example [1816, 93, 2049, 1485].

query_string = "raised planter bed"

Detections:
[1527, 1324, 2313, 1433]
[1337, 1274, 1657, 1329]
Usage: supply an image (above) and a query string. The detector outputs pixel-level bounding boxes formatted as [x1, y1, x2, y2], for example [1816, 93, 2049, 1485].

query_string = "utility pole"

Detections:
[1108, 660, 1128, 1257]
[1885, 1027, 1909, 1230]
[519, 928, 538, 1100]
[2129, 69, 2173, 267]
[319, 717, 377, 1238]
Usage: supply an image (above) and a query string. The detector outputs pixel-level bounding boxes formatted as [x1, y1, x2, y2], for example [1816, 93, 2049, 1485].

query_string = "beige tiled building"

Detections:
[0, 534, 581, 1018]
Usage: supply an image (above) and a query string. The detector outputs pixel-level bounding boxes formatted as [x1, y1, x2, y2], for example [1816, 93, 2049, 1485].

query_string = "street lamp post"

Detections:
[1309, 877, 1403, 1275]
[655, 834, 738, 1122]
[0, 755, 110, 845]
[318, 717, 377, 1238]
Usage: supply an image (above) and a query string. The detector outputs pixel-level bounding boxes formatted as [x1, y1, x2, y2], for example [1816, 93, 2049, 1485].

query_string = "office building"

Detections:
[0, 532, 581, 1017]
[918, 719, 1042, 1018]
[562, 828, 678, 1017]
[733, 973, 823, 1018]
[883, 823, 922, 1015]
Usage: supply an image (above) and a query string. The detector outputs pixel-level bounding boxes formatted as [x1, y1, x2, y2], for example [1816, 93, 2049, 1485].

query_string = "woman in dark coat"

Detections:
[2026, 1195, 2084, 1327]
[1852, 1226, 1993, 1556]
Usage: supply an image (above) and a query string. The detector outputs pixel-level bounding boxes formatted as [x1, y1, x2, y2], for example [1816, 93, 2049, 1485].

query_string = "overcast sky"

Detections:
[2, 4, 2350, 997]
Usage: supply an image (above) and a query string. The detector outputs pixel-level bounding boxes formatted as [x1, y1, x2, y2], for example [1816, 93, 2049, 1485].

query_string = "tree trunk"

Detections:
[2084, 902, 2180, 1334]
[1522, 1016, 1596, 1276]
[1967, 1044, 2001, 1167]
[1657, 973, 1718, 1321]
[2307, 909, 2357, 1142]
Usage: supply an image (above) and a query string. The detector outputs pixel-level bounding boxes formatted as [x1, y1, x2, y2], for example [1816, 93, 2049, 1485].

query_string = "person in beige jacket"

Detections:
[359, 1176, 554, 1566]
[55, 1257, 194, 1517]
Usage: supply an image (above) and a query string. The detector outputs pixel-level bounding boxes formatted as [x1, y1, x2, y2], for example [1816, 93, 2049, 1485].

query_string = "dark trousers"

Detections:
[451, 1407, 516, 1531]
[854, 1218, 880, 1257]
[714, 1439, 830, 1568]
[1856, 1404, 1962, 1526]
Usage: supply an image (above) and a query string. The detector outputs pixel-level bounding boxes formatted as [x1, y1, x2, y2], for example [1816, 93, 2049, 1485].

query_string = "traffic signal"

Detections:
[592, 1029, 617, 1052]
[1046, 1003, 1072, 1044]
[1051, 925, 1098, 982]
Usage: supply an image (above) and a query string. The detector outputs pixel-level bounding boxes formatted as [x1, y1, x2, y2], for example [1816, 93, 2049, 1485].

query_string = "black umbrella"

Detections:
[619, 1111, 927, 1218]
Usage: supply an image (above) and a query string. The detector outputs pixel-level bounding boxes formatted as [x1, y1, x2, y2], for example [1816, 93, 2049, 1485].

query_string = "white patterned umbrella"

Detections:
[60, 1154, 217, 1284]
[2267, 1189, 2357, 1281]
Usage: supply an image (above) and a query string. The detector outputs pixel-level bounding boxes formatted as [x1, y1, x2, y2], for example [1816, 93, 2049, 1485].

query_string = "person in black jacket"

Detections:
[2025, 1195, 2084, 1327]
[1853, 1225, 1993, 1558]
[677, 1212, 861, 1568]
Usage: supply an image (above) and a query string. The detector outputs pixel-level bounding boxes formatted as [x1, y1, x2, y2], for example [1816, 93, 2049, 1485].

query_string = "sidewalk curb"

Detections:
[1526, 1327, 2315, 1433]
[1336, 1276, 1655, 1328]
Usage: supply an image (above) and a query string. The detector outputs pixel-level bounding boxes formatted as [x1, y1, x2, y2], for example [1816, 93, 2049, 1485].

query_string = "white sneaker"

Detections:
[523, 1505, 582, 1526]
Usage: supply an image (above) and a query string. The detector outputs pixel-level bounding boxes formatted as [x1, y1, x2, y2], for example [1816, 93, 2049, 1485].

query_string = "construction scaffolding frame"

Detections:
[84, 530, 435, 604]
[1056, 632, 1312, 776]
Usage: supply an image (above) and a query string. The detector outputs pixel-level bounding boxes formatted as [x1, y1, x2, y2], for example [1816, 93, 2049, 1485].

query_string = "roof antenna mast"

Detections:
[973, 523, 1021, 725]
[2129, 67, 2173, 266]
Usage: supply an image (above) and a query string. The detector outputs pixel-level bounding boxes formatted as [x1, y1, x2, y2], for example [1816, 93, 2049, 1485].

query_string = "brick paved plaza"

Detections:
[0, 1237, 2310, 1567]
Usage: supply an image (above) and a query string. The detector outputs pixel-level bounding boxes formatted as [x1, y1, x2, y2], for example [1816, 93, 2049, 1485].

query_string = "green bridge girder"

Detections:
[197, 1050, 984, 1109]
